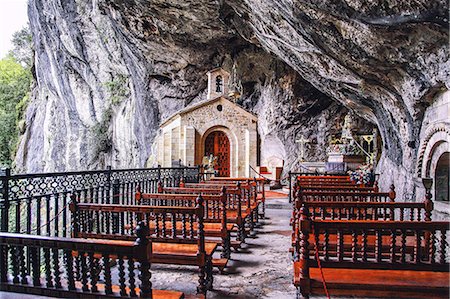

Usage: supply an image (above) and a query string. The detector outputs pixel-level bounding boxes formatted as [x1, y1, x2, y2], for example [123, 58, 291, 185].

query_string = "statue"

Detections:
[202, 154, 217, 173]
[341, 113, 353, 140]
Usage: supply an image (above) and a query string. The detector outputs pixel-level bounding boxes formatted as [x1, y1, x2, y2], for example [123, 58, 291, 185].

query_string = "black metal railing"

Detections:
[0, 166, 200, 237]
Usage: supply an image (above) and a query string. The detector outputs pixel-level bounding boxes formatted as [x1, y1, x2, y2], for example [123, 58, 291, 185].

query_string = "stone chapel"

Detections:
[155, 68, 258, 177]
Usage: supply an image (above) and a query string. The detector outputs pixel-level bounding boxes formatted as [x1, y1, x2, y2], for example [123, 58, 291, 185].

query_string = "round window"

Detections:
[217, 104, 223, 112]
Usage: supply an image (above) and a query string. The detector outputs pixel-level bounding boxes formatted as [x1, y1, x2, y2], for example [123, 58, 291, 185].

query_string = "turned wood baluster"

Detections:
[120, 211, 125, 235]
[414, 230, 421, 264]
[52, 248, 61, 288]
[439, 230, 446, 264]
[320, 207, 325, 220]
[314, 230, 320, 256]
[103, 253, 113, 295]
[64, 250, 75, 291]
[390, 229, 396, 263]
[128, 257, 137, 297]
[324, 230, 329, 261]
[362, 230, 368, 262]
[30, 246, 40, 286]
[400, 229, 407, 263]
[189, 214, 195, 239]
[155, 213, 160, 237]
[182, 214, 187, 238]
[337, 229, 344, 262]
[351, 230, 357, 262]
[9, 247, 17, 283]
[135, 221, 152, 298]
[161, 212, 167, 238]
[80, 252, 89, 292]
[118, 255, 127, 296]
[171, 212, 177, 238]
[400, 208, 404, 221]
[337, 207, 342, 220]
[89, 252, 98, 292]
[429, 230, 436, 264]
[18, 245, 27, 284]
[375, 229, 382, 263]
[43, 247, 53, 287]
[196, 195, 207, 295]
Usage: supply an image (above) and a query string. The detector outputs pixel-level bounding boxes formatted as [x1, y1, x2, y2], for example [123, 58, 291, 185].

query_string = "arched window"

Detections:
[215, 76, 223, 93]
[435, 152, 449, 201]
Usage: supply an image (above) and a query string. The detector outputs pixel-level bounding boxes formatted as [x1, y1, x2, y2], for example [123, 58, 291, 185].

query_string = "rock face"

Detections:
[17, 0, 449, 199]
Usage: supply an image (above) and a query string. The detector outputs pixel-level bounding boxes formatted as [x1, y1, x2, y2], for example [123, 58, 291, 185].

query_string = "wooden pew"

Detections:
[291, 200, 434, 256]
[0, 228, 184, 298]
[210, 177, 266, 217]
[69, 196, 216, 295]
[291, 188, 396, 228]
[158, 185, 246, 246]
[183, 182, 259, 238]
[293, 205, 450, 298]
[136, 189, 233, 261]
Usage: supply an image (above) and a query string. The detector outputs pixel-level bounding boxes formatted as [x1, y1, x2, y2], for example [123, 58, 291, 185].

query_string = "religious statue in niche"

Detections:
[202, 154, 217, 174]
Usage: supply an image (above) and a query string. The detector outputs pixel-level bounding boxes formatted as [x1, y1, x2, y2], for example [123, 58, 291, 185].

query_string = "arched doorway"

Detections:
[435, 152, 449, 202]
[204, 131, 230, 177]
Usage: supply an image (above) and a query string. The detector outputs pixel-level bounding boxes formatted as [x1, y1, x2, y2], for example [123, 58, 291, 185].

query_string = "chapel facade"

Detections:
[155, 68, 258, 177]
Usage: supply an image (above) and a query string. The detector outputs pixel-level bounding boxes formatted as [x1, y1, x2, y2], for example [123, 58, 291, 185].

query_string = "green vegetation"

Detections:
[0, 55, 32, 167]
[104, 74, 130, 105]
[90, 107, 113, 161]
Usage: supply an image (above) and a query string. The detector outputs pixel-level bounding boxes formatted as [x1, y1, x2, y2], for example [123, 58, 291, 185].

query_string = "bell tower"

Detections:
[207, 67, 230, 100]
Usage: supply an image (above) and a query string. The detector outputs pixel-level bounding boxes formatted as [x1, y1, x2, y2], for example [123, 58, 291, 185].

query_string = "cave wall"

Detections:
[16, 0, 449, 201]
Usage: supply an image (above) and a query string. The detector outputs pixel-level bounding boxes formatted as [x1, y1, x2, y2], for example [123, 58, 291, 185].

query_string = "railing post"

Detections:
[288, 171, 292, 203]
[0, 168, 10, 232]
[195, 195, 207, 295]
[0, 168, 9, 284]
[197, 165, 201, 183]
[69, 194, 79, 238]
[105, 165, 112, 204]
[157, 165, 161, 186]
[112, 178, 120, 234]
[135, 221, 152, 298]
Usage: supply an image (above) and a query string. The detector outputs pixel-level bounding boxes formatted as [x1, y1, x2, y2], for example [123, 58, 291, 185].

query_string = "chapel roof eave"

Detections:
[159, 96, 258, 127]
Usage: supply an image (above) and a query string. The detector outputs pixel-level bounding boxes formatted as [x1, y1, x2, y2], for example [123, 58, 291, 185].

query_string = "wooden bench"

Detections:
[293, 206, 450, 298]
[291, 200, 434, 256]
[158, 185, 246, 247]
[69, 196, 216, 295]
[211, 177, 266, 217]
[292, 189, 396, 226]
[136, 189, 233, 260]
[0, 229, 184, 298]
[183, 182, 259, 239]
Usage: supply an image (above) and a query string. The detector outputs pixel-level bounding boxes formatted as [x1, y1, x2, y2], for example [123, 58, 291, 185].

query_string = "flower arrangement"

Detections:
[348, 164, 374, 185]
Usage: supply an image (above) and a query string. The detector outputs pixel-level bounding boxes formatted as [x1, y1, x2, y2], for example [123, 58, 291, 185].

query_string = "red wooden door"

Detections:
[204, 131, 230, 177]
